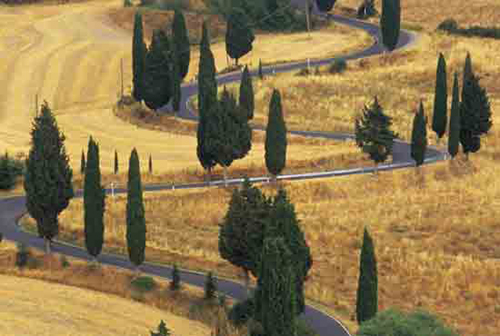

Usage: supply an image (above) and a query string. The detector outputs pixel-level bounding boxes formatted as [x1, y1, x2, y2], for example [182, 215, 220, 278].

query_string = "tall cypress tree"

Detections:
[265, 89, 287, 181]
[84, 136, 106, 262]
[225, 7, 255, 66]
[316, 0, 336, 12]
[411, 101, 428, 168]
[380, 0, 401, 52]
[432, 53, 448, 143]
[132, 12, 147, 102]
[142, 29, 172, 111]
[80, 150, 86, 174]
[171, 40, 182, 112]
[197, 21, 217, 176]
[126, 148, 146, 271]
[448, 72, 461, 159]
[24, 101, 74, 254]
[114, 150, 119, 174]
[239, 65, 254, 120]
[354, 96, 398, 173]
[172, 9, 190, 81]
[253, 237, 297, 336]
[355, 227, 378, 324]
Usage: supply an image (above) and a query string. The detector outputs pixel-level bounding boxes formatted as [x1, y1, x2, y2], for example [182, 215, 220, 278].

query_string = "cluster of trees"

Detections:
[24, 102, 147, 271]
[218, 179, 312, 335]
[132, 9, 190, 112]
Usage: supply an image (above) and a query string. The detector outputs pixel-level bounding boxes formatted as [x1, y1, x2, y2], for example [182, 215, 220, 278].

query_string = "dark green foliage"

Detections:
[316, 0, 336, 12]
[150, 320, 171, 336]
[148, 154, 153, 174]
[15, 243, 30, 268]
[356, 227, 378, 324]
[170, 263, 181, 291]
[126, 148, 146, 268]
[432, 53, 448, 140]
[462, 52, 473, 92]
[437, 19, 458, 32]
[328, 58, 347, 74]
[80, 150, 86, 174]
[143, 30, 172, 111]
[437, 19, 500, 39]
[354, 97, 398, 166]
[380, 0, 401, 51]
[114, 150, 119, 174]
[448, 73, 461, 158]
[258, 59, 264, 80]
[24, 101, 74, 249]
[357, 0, 377, 19]
[357, 308, 459, 336]
[253, 237, 296, 336]
[197, 21, 217, 173]
[84, 137, 106, 259]
[204, 271, 217, 301]
[131, 276, 156, 292]
[265, 89, 287, 178]
[123, 0, 132, 7]
[411, 101, 428, 167]
[132, 12, 147, 102]
[0, 153, 19, 190]
[171, 40, 182, 112]
[60, 255, 70, 268]
[0, 232, 3, 243]
[225, 7, 255, 66]
[239, 65, 254, 120]
[265, 188, 312, 316]
[172, 9, 191, 80]
[228, 297, 255, 326]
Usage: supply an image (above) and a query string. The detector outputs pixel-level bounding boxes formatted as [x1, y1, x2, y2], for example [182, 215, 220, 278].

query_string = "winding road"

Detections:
[0, 2, 448, 336]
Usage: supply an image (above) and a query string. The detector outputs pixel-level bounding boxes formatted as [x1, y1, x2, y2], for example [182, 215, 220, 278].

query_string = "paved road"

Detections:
[0, 4, 447, 336]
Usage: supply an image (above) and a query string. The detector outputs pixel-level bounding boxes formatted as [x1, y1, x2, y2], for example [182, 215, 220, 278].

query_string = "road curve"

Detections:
[0, 5, 447, 336]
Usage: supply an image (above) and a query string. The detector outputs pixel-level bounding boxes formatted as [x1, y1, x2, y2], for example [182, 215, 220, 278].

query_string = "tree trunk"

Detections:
[44, 238, 51, 254]
[222, 165, 228, 187]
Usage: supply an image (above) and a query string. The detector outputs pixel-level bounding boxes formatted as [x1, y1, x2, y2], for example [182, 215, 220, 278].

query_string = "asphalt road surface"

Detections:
[0, 3, 447, 336]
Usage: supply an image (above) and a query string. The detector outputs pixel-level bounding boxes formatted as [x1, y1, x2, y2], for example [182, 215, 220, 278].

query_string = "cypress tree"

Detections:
[380, 0, 401, 52]
[225, 7, 255, 66]
[239, 65, 254, 120]
[258, 59, 264, 80]
[150, 320, 171, 336]
[253, 237, 297, 336]
[114, 150, 119, 174]
[265, 188, 312, 316]
[148, 154, 152, 174]
[218, 177, 271, 297]
[170, 263, 181, 291]
[132, 12, 147, 102]
[411, 101, 428, 168]
[432, 53, 448, 143]
[355, 227, 378, 324]
[142, 29, 172, 111]
[24, 101, 74, 254]
[462, 52, 473, 95]
[171, 40, 182, 112]
[354, 96, 398, 173]
[448, 72, 461, 158]
[84, 136, 106, 261]
[126, 148, 146, 271]
[265, 89, 287, 181]
[316, 0, 336, 12]
[204, 271, 217, 301]
[197, 21, 217, 176]
[80, 149, 86, 174]
[172, 9, 190, 81]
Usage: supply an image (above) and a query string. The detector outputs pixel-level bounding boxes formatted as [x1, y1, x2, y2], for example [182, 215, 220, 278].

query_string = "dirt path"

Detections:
[0, 273, 209, 336]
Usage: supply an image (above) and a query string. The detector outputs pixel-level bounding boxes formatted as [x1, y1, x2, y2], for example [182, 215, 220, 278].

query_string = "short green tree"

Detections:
[0, 154, 17, 190]
[150, 320, 171, 336]
[126, 148, 146, 271]
[258, 59, 264, 80]
[356, 227, 378, 324]
[448, 72, 461, 158]
[357, 308, 459, 336]
[148, 154, 153, 174]
[114, 150, 119, 174]
[432, 53, 448, 144]
[225, 7, 255, 66]
[354, 96, 398, 173]
[204, 271, 217, 301]
[84, 136, 106, 262]
[170, 263, 181, 291]
[411, 101, 428, 168]
[24, 101, 74, 254]
[80, 150, 86, 174]
[265, 89, 287, 181]
[380, 0, 401, 51]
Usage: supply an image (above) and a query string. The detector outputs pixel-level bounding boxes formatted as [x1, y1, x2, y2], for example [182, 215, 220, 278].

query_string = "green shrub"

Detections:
[0, 153, 24, 190]
[228, 297, 255, 326]
[15, 243, 30, 268]
[131, 276, 157, 292]
[169, 264, 181, 291]
[204, 271, 217, 301]
[437, 18, 500, 39]
[437, 18, 458, 32]
[60, 255, 70, 268]
[328, 58, 347, 74]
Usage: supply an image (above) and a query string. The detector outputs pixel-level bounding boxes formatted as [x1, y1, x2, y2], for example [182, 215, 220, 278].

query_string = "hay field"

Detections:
[0, 0, 370, 176]
[0, 273, 210, 336]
